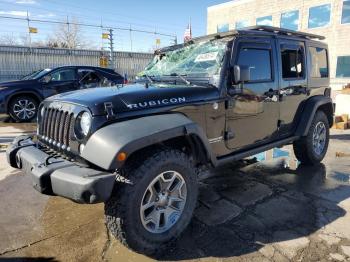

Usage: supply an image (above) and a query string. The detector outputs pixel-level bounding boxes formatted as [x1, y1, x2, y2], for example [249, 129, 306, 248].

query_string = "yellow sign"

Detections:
[99, 56, 108, 67]
[156, 38, 161, 45]
[29, 27, 38, 34]
[102, 33, 109, 39]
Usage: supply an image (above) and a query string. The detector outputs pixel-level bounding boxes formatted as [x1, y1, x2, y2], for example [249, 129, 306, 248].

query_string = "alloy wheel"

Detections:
[140, 170, 187, 234]
[13, 99, 36, 120]
[312, 121, 326, 155]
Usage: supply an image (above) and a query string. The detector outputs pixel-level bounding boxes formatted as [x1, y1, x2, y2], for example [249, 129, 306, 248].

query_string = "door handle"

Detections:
[297, 86, 311, 95]
[264, 89, 276, 98]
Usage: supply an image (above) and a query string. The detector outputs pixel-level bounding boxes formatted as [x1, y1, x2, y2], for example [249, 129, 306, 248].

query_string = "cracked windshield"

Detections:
[140, 39, 228, 78]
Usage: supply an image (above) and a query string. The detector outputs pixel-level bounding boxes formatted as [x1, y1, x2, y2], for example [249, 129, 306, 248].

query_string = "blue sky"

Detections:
[0, 0, 226, 52]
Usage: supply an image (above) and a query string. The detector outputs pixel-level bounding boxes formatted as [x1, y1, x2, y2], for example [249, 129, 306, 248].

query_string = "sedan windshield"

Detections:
[140, 39, 228, 78]
[22, 68, 52, 80]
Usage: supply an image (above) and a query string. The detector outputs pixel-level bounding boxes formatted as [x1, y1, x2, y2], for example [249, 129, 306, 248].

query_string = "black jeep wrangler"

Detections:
[7, 26, 333, 254]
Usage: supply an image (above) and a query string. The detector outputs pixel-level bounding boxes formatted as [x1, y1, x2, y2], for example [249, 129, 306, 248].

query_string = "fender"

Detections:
[295, 95, 334, 137]
[81, 113, 216, 170]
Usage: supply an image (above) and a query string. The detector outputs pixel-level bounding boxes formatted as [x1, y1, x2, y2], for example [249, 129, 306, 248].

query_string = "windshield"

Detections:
[140, 39, 228, 78]
[22, 68, 52, 80]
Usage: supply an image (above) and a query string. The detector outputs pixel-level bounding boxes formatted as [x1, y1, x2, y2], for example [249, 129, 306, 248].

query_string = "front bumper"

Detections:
[6, 136, 116, 204]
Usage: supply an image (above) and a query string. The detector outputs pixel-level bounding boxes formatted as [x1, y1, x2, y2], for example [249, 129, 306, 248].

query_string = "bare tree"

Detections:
[49, 18, 86, 49]
[0, 34, 19, 45]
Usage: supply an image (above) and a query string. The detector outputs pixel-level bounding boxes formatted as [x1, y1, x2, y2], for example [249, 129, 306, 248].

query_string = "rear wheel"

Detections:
[293, 110, 329, 165]
[105, 149, 198, 255]
[8, 96, 38, 122]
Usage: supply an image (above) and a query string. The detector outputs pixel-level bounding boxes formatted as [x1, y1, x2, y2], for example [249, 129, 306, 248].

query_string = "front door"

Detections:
[225, 39, 280, 151]
[42, 68, 79, 97]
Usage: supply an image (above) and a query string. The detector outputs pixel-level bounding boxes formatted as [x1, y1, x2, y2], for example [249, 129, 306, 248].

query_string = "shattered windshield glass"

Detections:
[140, 39, 228, 77]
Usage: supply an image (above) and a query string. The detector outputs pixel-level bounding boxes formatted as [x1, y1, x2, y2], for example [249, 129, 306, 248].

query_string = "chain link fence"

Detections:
[0, 45, 154, 82]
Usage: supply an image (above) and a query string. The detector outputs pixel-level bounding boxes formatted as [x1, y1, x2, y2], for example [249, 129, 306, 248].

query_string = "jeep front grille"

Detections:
[38, 107, 75, 149]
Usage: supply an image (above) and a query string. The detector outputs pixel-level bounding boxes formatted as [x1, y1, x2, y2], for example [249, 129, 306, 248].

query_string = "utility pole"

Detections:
[129, 24, 133, 52]
[26, 10, 33, 72]
[108, 29, 114, 69]
[26, 11, 31, 47]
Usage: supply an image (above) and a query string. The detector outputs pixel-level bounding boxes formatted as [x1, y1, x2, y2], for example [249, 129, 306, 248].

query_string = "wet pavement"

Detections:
[1, 123, 350, 262]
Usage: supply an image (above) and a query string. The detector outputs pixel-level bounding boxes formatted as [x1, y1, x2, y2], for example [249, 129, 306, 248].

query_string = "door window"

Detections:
[49, 69, 76, 81]
[237, 48, 272, 81]
[310, 47, 328, 78]
[281, 47, 304, 79]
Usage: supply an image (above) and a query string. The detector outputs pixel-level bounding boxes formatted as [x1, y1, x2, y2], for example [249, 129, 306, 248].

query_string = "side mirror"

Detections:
[233, 65, 250, 84]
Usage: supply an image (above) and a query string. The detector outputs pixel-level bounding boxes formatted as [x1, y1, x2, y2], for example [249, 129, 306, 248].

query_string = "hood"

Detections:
[46, 83, 220, 116]
[0, 79, 37, 87]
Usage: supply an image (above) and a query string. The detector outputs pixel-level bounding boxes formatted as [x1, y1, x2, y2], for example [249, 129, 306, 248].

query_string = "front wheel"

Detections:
[293, 110, 330, 165]
[105, 149, 198, 255]
[8, 96, 38, 122]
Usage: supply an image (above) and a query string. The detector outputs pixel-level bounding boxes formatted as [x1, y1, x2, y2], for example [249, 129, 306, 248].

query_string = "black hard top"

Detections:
[160, 26, 326, 52]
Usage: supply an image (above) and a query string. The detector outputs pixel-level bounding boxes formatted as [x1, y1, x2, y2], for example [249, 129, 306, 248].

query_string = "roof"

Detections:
[159, 26, 325, 53]
[207, 0, 254, 11]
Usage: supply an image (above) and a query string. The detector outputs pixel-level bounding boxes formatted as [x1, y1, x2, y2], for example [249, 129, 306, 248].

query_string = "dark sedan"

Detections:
[0, 66, 125, 122]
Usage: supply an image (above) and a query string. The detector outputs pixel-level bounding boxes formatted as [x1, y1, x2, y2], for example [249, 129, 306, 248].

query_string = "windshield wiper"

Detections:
[169, 73, 191, 85]
[143, 74, 154, 83]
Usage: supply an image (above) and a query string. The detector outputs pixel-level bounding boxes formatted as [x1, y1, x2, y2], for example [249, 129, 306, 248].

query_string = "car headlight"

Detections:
[79, 112, 92, 137]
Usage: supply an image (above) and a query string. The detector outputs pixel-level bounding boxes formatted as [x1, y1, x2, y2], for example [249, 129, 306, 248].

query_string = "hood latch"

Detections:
[104, 102, 116, 120]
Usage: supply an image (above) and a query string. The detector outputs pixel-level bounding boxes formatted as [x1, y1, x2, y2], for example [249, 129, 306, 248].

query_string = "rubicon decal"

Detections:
[126, 97, 186, 109]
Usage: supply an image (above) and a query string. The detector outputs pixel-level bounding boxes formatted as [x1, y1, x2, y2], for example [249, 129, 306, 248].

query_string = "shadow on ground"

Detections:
[151, 161, 349, 261]
[0, 258, 57, 262]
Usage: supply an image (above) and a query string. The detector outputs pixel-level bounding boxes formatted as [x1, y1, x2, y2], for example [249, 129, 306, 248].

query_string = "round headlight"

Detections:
[80, 112, 91, 136]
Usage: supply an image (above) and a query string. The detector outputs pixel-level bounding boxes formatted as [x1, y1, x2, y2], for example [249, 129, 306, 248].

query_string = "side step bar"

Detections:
[216, 136, 299, 166]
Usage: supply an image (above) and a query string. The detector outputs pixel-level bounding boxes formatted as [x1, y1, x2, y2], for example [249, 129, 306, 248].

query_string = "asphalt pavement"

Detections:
[1, 123, 350, 262]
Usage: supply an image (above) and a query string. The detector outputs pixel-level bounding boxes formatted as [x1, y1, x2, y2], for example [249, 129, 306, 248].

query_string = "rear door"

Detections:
[225, 38, 280, 150]
[277, 39, 308, 136]
[42, 68, 79, 97]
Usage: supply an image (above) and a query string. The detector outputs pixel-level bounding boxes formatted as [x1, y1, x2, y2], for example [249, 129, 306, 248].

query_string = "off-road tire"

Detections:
[104, 149, 198, 255]
[8, 95, 38, 122]
[293, 110, 329, 165]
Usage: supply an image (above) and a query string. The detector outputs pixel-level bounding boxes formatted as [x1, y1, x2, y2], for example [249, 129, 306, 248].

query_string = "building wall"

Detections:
[207, 0, 350, 90]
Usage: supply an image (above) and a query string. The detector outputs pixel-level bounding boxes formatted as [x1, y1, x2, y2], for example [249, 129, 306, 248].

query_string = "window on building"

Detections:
[280, 10, 299, 30]
[235, 20, 249, 29]
[237, 48, 272, 81]
[308, 4, 331, 28]
[217, 24, 229, 33]
[281, 47, 305, 79]
[342, 0, 350, 24]
[336, 56, 350, 78]
[256, 16, 273, 26]
[310, 47, 328, 78]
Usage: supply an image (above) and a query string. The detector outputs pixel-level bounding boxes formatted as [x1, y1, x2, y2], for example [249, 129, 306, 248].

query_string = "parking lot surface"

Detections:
[1, 123, 350, 262]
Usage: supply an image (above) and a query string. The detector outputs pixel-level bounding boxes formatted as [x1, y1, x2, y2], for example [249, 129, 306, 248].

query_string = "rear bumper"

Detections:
[6, 136, 116, 204]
